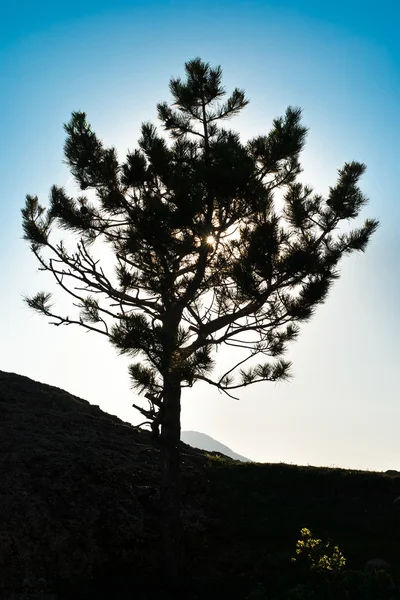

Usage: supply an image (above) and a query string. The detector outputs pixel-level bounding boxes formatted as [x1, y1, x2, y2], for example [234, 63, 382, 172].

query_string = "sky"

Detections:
[1, 0, 399, 471]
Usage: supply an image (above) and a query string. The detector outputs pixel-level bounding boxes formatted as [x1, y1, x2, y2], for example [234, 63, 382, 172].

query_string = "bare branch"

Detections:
[193, 375, 241, 400]
[47, 311, 109, 336]
[37, 240, 164, 317]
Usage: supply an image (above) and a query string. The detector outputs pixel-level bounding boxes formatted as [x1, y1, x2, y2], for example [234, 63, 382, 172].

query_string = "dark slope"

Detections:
[0, 370, 208, 599]
[1, 370, 400, 599]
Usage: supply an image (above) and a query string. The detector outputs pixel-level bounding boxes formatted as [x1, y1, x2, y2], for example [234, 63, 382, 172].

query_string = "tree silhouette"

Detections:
[21, 58, 378, 585]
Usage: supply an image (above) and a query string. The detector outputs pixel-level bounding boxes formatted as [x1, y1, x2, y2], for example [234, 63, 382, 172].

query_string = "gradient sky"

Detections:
[1, 0, 399, 471]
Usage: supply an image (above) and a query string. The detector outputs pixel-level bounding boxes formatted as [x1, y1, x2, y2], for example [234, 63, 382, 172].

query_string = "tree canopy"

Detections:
[22, 58, 377, 431]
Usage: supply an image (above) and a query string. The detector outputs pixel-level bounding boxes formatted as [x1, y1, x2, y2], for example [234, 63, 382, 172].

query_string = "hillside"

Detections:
[1, 369, 400, 599]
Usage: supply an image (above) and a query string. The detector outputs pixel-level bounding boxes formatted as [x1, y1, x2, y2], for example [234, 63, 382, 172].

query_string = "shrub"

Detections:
[247, 528, 398, 600]
[291, 527, 346, 573]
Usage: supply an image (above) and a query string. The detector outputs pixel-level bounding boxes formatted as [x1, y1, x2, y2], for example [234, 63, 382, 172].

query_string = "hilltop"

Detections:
[181, 430, 251, 462]
[1, 369, 400, 599]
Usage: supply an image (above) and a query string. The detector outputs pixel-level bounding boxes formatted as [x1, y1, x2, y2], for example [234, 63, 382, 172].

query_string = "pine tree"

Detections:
[21, 58, 378, 585]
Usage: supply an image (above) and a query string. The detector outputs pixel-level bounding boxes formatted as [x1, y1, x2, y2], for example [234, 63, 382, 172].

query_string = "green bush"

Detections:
[291, 527, 346, 573]
[247, 528, 398, 600]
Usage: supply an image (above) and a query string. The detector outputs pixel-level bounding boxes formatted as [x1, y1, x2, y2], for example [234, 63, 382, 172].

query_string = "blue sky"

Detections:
[1, 0, 399, 470]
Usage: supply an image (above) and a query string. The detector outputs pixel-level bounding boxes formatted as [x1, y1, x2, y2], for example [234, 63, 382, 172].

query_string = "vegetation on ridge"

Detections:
[1, 370, 399, 599]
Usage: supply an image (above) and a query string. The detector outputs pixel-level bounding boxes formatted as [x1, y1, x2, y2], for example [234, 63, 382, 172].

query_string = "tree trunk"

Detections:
[160, 372, 182, 588]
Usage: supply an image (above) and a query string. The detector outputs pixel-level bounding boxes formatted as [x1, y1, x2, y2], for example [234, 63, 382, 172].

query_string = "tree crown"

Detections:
[22, 57, 378, 429]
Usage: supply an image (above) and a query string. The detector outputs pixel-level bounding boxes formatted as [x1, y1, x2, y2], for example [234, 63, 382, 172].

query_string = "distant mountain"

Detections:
[181, 430, 251, 462]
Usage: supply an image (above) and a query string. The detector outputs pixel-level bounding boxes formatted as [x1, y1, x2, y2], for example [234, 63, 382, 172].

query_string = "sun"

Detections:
[206, 235, 215, 245]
